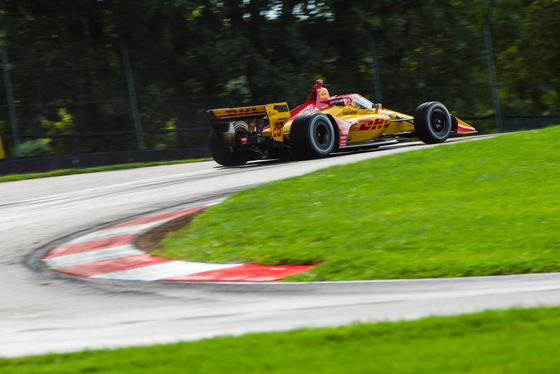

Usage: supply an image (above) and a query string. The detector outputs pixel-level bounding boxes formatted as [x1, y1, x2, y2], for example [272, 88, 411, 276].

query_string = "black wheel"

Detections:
[414, 102, 452, 144]
[291, 113, 336, 159]
[208, 130, 249, 166]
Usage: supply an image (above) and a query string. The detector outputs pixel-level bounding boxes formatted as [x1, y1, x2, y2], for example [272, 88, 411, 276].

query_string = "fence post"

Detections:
[1, 22, 21, 157]
[120, 37, 145, 150]
[0, 136, 5, 159]
[368, 33, 383, 104]
[484, 0, 503, 132]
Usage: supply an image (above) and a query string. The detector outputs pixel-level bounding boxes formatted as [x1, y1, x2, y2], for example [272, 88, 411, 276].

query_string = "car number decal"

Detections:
[272, 121, 283, 138]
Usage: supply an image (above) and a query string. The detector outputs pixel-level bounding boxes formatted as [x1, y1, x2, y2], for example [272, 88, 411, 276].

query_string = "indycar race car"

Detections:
[207, 80, 476, 166]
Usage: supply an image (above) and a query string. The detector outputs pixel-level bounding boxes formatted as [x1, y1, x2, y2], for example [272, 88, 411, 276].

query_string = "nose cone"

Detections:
[457, 118, 476, 134]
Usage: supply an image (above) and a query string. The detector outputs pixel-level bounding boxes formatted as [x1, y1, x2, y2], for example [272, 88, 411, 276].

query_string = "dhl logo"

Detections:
[350, 118, 390, 132]
[224, 107, 265, 117]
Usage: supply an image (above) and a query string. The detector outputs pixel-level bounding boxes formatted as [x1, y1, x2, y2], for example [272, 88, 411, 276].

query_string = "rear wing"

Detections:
[207, 102, 291, 142]
[207, 105, 268, 120]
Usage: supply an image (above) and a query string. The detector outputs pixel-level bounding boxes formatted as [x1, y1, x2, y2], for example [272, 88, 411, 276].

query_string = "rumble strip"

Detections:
[42, 199, 313, 282]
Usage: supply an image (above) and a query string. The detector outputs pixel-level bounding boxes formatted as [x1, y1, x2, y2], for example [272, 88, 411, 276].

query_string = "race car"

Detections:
[207, 80, 476, 166]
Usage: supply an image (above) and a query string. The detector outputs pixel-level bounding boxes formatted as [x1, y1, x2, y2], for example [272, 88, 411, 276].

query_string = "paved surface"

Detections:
[2, 137, 560, 358]
[41, 199, 313, 282]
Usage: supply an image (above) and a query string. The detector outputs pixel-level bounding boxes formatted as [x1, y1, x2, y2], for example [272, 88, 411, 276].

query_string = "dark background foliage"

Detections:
[1, 0, 558, 157]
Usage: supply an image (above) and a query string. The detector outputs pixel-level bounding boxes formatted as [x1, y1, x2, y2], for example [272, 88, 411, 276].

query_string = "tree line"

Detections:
[1, 0, 558, 157]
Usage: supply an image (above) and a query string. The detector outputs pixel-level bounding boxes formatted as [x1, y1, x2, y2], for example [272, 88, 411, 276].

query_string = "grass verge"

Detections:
[156, 127, 560, 281]
[2, 307, 560, 373]
[0, 158, 212, 183]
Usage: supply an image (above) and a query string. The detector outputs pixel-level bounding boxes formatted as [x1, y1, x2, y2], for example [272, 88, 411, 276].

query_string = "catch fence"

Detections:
[1, 7, 558, 159]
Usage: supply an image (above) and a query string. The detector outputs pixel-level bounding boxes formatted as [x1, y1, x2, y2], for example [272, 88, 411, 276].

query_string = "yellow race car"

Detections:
[207, 80, 476, 166]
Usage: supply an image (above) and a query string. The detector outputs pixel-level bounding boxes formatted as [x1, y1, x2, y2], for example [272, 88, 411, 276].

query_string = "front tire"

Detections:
[208, 130, 249, 166]
[291, 113, 336, 159]
[414, 102, 452, 144]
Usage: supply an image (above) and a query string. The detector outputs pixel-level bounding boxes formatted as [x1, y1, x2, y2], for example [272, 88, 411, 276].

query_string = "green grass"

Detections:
[0, 158, 212, 183]
[157, 127, 560, 281]
[2, 307, 560, 373]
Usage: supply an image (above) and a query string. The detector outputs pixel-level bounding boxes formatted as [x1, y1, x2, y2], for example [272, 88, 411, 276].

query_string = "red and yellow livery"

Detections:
[207, 80, 476, 166]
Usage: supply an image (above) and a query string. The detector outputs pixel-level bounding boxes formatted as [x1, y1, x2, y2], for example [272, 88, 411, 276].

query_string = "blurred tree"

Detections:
[493, 0, 560, 116]
[0, 0, 558, 156]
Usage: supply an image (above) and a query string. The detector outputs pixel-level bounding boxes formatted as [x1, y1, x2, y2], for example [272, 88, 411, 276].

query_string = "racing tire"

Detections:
[208, 130, 249, 166]
[414, 102, 452, 144]
[291, 113, 336, 159]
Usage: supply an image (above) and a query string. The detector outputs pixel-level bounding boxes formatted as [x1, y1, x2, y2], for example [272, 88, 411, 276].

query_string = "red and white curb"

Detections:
[41, 198, 313, 282]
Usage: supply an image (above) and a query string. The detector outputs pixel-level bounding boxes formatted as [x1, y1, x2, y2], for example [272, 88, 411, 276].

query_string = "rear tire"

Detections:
[414, 102, 452, 144]
[208, 130, 249, 166]
[291, 113, 336, 159]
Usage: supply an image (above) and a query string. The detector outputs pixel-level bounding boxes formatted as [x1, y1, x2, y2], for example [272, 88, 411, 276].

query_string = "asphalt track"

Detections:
[2, 137, 560, 358]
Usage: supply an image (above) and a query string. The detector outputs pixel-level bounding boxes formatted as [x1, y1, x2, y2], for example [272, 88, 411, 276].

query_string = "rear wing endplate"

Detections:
[207, 102, 290, 141]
